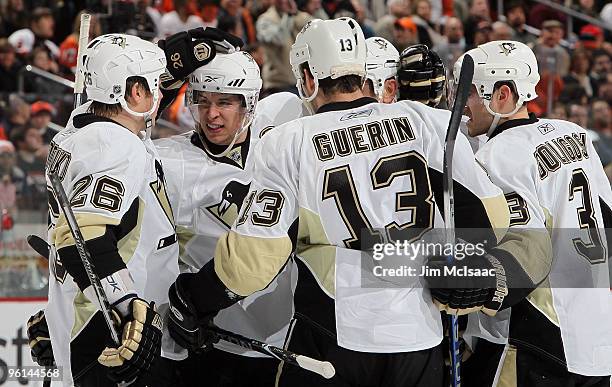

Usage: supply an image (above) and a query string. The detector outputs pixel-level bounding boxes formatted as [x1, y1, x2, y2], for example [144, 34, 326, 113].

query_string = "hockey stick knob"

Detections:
[295, 356, 336, 379]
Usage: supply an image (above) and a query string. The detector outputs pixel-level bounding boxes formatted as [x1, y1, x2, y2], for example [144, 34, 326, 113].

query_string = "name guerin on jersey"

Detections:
[313, 117, 415, 161]
[534, 132, 589, 180]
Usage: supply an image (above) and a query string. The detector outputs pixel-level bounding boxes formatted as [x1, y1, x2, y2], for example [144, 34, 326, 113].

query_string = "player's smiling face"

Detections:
[465, 85, 493, 136]
[193, 92, 246, 145]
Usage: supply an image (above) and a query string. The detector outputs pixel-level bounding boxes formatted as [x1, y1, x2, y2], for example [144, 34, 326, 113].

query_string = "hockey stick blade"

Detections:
[212, 327, 335, 379]
[27, 235, 50, 260]
[443, 53, 474, 387]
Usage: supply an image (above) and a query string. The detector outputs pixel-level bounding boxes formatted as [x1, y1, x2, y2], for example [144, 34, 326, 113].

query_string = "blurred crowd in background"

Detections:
[0, 0, 610, 294]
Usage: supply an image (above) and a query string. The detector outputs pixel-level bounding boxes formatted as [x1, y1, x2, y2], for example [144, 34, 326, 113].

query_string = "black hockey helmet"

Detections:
[398, 44, 446, 107]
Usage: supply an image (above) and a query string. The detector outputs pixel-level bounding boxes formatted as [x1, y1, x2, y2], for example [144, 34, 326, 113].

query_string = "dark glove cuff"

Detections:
[186, 260, 245, 318]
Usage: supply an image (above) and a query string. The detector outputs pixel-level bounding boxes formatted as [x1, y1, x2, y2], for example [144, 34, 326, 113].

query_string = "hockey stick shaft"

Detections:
[211, 327, 335, 379]
[442, 53, 474, 387]
[73, 13, 90, 109]
[48, 171, 121, 345]
[25, 238, 335, 380]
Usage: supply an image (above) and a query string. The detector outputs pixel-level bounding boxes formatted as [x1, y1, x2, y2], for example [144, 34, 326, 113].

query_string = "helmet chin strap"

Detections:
[197, 112, 252, 158]
[119, 88, 160, 138]
[484, 98, 524, 137]
[297, 75, 319, 115]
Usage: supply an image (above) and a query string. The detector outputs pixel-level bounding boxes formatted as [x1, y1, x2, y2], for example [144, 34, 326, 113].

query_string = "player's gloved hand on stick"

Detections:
[97, 298, 163, 384]
[424, 250, 508, 316]
[158, 27, 244, 89]
[168, 273, 219, 352]
[27, 310, 55, 366]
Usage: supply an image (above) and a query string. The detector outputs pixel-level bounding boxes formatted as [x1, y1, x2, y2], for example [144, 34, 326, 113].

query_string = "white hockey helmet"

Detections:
[186, 51, 262, 156]
[290, 18, 366, 106]
[82, 34, 166, 128]
[453, 40, 539, 135]
[365, 37, 399, 101]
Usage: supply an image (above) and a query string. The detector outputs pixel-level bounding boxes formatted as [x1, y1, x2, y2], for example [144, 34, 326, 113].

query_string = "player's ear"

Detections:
[498, 84, 514, 103]
[125, 82, 140, 104]
[383, 79, 398, 104]
[303, 67, 316, 95]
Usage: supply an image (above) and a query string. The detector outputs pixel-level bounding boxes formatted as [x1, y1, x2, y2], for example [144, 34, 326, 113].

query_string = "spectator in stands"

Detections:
[504, 0, 536, 45]
[256, 0, 311, 94]
[491, 21, 513, 41]
[245, 42, 265, 71]
[296, 0, 329, 20]
[159, 0, 208, 38]
[434, 16, 465, 72]
[463, 0, 491, 47]
[0, 140, 22, 217]
[8, 7, 59, 59]
[598, 77, 612, 105]
[550, 103, 568, 120]
[0, 0, 28, 37]
[572, 0, 598, 35]
[560, 83, 589, 106]
[569, 101, 612, 167]
[563, 49, 593, 98]
[132, 0, 162, 38]
[591, 50, 611, 95]
[528, 0, 567, 30]
[592, 99, 611, 136]
[528, 71, 563, 117]
[472, 19, 492, 48]
[411, 0, 443, 47]
[10, 125, 47, 210]
[59, 11, 102, 76]
[1, 96, 29, 138]
[217, 0, 257, 44]
[23, 46, 65, 95]
[333, 0, 375, 38]
[217, 14, 240, 36]
[374, 0, 411, 43]
[531, 20, 570, 78]
[393, 17, 419, 51]
[0, 39, 21, 93]
[578, 24, 605, 53]
[30, 101, 56, 145]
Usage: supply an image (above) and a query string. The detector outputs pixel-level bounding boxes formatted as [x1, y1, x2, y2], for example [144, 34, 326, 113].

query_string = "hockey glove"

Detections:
[97, 298, 163, 384]
[424, 252, 508, 316]
[27, 310, 54, 367]
[168, 273, 219, 352]
[158, 27, 244, 89]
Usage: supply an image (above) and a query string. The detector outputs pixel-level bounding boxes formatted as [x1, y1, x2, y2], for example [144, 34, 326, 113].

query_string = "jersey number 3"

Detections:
[322, 151, 434, 250]
[569, 168, 606, 264]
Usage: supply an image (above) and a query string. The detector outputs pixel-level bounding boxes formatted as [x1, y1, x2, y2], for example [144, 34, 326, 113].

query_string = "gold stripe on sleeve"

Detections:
[214, 231, 293, 296]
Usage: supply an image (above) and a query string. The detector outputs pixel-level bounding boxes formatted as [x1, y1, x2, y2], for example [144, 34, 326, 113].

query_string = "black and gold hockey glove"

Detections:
[168, 273, 219, 352]
[158, 27, 244, 89]
[97, 298, 163, 384]
[424, 252, 508, 316]
[27, 310, 54, 367]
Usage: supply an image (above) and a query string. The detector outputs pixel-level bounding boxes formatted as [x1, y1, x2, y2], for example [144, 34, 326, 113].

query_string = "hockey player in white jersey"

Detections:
[43, 33, 173, 386]
[431, 40, 612, 386]
[27, 28, 243, 386]
[363, 37, 399, 103]
[155, 51, 306, 386]
[166, 18, 510, 386]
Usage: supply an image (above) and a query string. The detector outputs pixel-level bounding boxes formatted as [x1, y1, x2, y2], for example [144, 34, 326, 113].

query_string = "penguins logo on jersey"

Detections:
[206, 180, 251, 228]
